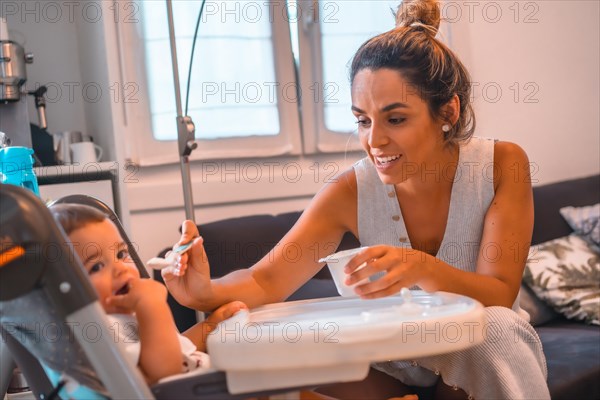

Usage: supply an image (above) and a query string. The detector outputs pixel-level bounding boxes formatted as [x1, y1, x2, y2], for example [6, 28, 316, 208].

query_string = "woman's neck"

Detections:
[395, 141, 459, 196]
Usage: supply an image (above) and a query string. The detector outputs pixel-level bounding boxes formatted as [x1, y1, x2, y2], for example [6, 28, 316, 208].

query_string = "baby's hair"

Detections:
[49, 203, 107, 235]
[350, 0, 475, 145]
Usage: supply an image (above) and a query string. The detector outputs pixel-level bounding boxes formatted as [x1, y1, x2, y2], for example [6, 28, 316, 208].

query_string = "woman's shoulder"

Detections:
[494, 140, 530, 169]
[307, 167, 358, 232]
[315, 167, 358, 205]
[493, 140, 531, 191]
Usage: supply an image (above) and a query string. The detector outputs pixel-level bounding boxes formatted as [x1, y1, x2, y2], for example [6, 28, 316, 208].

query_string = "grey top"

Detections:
[354, 136, 525, 316]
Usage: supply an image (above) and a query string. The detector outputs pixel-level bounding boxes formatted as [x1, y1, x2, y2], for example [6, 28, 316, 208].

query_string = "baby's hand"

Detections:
[192, 301, 247, 352]
[106, 279, 167, 314]
[208, 301, 248, 324]
[203, 301, 248, 335]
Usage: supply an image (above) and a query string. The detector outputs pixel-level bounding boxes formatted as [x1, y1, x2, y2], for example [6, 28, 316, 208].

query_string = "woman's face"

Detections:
[351, 68, 445, 185]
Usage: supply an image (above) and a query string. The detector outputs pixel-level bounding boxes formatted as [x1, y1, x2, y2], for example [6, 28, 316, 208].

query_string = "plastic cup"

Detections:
[320, 247, 371, 297]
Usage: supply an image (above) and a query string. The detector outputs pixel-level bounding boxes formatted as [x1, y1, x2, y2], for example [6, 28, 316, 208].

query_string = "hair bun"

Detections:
[395, 0, 440, 34]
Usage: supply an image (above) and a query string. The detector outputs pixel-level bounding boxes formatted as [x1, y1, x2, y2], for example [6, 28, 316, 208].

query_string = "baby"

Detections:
[50, 203, 247, 384]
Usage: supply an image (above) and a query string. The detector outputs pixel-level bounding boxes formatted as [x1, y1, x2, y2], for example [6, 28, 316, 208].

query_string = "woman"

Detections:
[163, 1, 550, 398]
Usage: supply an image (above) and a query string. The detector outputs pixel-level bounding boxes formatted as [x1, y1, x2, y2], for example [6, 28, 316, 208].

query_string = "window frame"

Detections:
[296, 0, 363, 155]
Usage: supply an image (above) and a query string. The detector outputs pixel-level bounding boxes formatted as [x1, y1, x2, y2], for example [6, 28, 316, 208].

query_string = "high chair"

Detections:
[0, 185, 312, 399]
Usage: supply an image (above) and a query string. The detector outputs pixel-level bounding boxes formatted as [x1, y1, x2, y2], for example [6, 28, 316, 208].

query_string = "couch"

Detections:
[157, 174, 600, 399]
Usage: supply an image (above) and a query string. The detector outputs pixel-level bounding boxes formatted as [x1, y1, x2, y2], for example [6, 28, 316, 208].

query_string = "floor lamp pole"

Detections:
[166, 0, 198, 223]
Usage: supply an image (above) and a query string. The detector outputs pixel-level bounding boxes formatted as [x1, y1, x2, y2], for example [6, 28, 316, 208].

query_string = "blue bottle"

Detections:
[0, 146, 40, 196]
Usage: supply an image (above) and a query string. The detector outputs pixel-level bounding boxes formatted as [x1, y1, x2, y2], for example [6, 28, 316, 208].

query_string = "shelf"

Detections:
[34, 162, 123, 219]
[34, 162, 119, 184]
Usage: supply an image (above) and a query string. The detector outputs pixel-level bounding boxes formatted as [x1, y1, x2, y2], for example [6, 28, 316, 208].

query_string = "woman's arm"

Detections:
[431, 141, 534, 306]
[345, 142, 533, 307]
[164, 169, 359, 311]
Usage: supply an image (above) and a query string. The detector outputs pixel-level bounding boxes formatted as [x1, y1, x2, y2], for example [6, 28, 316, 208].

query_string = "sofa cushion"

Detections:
[200, 212, 302, 275]
[287, 279, 339, 301]
[531, 175, 599, 245]
[536, 320, 600, 399]
[524, 234, 600, 325]
[519, 284, 561, 326]
[199, 211, 359, 280]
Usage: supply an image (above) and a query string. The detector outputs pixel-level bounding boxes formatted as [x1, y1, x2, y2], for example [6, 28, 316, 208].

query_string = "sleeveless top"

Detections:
[354, 136, 526, 317]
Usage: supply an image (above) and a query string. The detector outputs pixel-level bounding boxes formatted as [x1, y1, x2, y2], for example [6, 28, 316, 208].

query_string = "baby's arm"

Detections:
[107, 279, 182, 383]
[182, 301, 247, 352]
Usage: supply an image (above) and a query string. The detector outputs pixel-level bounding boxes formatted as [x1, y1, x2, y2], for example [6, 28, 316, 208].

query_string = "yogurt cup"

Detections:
[320, 247, 371, 297]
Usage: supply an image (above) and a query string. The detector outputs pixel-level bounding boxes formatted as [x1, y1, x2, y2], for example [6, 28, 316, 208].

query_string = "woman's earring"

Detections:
[442, 124, 451, 133]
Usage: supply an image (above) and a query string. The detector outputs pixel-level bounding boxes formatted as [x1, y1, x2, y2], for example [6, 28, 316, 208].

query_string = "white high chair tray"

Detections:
[207, 291, 486, 394]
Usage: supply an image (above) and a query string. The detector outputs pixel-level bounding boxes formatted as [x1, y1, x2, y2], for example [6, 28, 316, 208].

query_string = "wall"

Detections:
[3, 1, 599, 264]
[449, 0, 600, 184]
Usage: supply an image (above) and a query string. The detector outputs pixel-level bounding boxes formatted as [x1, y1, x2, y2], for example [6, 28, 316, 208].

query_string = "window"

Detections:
[120, 1, 448, 165]
[122, 1, 301, 165]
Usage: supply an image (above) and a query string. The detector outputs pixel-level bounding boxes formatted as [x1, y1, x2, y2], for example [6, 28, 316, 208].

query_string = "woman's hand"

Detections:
[161, 220, 214, 310]
[344, 245, 430, 299]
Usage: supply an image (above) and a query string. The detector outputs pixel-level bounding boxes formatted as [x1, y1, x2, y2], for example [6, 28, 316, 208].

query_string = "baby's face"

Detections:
[68, 219, 140, 313]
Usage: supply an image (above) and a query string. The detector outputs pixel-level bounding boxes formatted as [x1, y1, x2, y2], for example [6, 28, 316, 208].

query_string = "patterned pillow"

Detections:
[523, 234, 600, 325]
[519, 283, 560, 326]
[560, 203, 600, 252]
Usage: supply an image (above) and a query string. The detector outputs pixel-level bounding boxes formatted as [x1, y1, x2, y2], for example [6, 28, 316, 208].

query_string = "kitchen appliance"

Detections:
[53, 131, 83, 165]
[0, 17, 34, 148]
